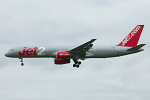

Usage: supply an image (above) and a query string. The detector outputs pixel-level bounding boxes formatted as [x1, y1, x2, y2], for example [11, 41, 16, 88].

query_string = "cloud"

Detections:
[0, 0, 150, 100]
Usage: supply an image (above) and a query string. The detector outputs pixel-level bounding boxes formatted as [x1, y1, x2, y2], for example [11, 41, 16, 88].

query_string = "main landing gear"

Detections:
[19, 58, 24, 66]
[73, 59, 81, 68]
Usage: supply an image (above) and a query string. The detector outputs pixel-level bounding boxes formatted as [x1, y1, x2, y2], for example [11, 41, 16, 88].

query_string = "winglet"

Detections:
[117, 25, 144, 47]
[91, 39, 97, 40]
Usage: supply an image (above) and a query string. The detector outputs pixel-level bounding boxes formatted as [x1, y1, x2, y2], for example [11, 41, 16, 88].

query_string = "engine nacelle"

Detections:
[56, 51, 70, 58]
[54, 58, 70, 64]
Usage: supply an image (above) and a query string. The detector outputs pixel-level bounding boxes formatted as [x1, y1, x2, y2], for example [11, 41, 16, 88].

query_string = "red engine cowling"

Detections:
[56, 51, 70, 58]
[54, 58, 70, 64]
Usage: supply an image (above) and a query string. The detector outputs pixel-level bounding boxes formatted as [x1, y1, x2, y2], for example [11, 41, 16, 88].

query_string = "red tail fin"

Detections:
[117, 25, 144, 47]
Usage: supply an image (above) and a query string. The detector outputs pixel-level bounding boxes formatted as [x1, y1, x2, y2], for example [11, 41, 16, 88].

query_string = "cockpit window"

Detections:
[9, 49, 14, 51]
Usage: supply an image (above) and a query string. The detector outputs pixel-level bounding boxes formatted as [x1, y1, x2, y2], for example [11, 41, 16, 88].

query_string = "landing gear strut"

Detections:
[19, 58, 24, 66]
[73, 59, 81, 68]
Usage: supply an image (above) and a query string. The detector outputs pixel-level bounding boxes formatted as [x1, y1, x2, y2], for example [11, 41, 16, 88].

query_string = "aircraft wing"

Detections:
[69, 39, 96, 52]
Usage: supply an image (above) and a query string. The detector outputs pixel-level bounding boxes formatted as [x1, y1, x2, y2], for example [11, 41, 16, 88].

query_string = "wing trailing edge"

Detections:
[69, 39, 96, 52]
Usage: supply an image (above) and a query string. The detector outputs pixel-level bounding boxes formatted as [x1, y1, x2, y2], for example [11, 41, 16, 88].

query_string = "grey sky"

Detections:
[0, 0, 150, 100]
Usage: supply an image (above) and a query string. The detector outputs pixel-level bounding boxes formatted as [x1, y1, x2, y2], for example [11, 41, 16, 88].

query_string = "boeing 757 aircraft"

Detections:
[5, 25, 145, 68]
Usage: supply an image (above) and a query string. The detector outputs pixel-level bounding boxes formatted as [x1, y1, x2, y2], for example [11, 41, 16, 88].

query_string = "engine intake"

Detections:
[54, 58, 70, 64]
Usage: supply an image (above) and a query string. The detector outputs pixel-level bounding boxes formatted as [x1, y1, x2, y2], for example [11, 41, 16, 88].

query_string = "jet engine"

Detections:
[56, 51, 71, 58]
[54, 58, 70, 64]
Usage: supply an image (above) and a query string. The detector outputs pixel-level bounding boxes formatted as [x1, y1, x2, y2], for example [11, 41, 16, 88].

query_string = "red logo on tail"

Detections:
[121, 26, 141, 46]
[117, 25, 144, 47]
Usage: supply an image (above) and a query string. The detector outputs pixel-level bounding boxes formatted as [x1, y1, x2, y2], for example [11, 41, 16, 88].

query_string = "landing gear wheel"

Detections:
[73, 59, 82, 68]
[73, 64, 79, 68]
[73, 64, 76, 67]
[19, 58, 24, 66]
[21, 63, 24, 66]
[78, 61, 81, 65]
[76, 65, 79, 68]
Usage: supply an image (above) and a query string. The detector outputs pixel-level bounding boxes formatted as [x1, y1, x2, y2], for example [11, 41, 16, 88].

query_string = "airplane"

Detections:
[5, 25, 145, 68]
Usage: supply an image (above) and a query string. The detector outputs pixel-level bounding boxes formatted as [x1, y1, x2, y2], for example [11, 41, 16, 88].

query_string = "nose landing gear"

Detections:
[21, 63, 24, 66]
[19, 58, 24, 66]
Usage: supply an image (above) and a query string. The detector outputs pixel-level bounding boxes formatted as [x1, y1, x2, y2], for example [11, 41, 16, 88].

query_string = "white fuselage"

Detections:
[5, 46, 143, 59]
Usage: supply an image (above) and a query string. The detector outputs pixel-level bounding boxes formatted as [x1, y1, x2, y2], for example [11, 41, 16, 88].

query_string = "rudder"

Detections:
[117, 25, 144, 47]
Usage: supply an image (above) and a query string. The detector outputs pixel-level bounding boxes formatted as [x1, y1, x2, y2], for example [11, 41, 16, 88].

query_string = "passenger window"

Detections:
[9, 49, 14, 51]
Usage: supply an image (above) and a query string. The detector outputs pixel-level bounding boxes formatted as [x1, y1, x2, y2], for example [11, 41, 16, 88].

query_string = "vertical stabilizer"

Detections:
[117, 25, 144, 47]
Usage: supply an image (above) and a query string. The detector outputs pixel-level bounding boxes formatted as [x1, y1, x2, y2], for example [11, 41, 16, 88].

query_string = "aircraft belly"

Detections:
[96, 52, 118, 58]
[87, 50, 124, 58]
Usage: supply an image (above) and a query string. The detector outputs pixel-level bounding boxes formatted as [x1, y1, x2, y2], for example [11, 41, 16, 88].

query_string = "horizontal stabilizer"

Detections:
[127, 44, 146, 51]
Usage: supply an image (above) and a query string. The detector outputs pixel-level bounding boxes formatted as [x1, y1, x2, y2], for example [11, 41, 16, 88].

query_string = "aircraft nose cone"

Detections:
[5, 52, 8, 57]
[5, 52, 10, 57]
